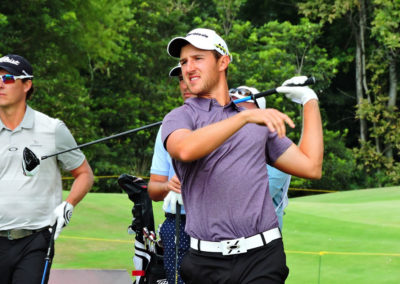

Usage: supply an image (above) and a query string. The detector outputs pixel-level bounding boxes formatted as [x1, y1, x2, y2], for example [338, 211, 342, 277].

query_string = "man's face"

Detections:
[178, 74, 195, 101]
[179, 44, 220, 97]
[0, 70, 29, 109]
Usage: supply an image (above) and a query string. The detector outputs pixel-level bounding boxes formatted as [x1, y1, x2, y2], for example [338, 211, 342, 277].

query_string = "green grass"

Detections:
[54, 187, 400, 283]
[283, 186, 400, 283]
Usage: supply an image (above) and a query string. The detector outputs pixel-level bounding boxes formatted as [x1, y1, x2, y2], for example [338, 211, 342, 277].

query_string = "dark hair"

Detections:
[22, 78, 34, 100]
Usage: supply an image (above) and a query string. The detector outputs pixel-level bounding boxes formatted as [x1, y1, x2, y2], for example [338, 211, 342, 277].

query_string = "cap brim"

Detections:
[169, 66, 181, 77]
[167, 37, 190, 58]
[0, 64, 20, 75]
[168, 36, 216, 58]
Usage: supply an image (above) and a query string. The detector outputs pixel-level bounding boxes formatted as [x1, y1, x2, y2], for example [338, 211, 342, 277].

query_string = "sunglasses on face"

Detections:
[1, 74, 33, 84]
[229, 88, 260, 108]
[229, 88, 252, 97]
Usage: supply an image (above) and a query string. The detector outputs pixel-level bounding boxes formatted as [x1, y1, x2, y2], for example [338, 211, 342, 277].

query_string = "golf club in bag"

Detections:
[118, 174, 166, 284]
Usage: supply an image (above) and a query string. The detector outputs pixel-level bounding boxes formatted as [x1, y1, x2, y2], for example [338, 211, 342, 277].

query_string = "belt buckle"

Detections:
[221, 237, 247, 255]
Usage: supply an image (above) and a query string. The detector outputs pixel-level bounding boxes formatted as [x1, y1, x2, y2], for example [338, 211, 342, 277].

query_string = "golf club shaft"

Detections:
[175, 203, 182, 284]
[233, 76, 316, 104]
[41, 121, 162, 160]
[41, 76, 315, 160]
[41, 222, 57, 284]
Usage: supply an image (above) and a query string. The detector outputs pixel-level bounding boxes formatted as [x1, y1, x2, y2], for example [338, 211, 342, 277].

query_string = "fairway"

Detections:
[54, 186, 400, 283]
[283, 186, 400, 283]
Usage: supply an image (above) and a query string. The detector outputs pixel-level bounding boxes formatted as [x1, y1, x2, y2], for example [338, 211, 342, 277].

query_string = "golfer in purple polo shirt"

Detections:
[162, 28, 323, 283]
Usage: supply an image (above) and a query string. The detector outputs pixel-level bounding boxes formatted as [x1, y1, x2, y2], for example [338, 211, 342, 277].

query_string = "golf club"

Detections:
[233, 76, 316, 104]
[22, 121, 162, 176]
[174, 203, 182, 284]
[22, 76, 315, 176]
[41, 222, 57, 284]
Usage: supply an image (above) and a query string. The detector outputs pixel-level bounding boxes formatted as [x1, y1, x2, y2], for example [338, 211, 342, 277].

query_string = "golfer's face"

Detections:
[179, 45, 219, 97]
[178, 75, 195, 101]
[0, 70, 30, 109]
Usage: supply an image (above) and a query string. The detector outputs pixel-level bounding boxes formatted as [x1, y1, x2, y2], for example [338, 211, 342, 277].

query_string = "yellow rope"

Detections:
[62, 176, 333, 192]
[59, 235, 400, 257]
[286, 250, 400, 257]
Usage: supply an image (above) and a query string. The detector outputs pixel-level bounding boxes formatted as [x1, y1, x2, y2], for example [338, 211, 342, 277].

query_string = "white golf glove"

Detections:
[276, 76, 318, 105]
[52, 201, 74, 240]
[163, 191, 183, 214]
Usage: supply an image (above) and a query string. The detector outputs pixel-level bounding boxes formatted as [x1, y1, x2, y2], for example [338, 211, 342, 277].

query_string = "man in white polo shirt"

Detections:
[0, 54, 94, 284]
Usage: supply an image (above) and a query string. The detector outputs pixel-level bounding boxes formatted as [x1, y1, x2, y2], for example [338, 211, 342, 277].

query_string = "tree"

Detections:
[299, 0, 370, 142]
[299, 0, 400, 185]
[370, 0, 400, 159]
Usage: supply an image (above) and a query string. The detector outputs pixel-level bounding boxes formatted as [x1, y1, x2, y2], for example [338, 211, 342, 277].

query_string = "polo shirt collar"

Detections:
[0, 118, 4, 131]
[185, 97, 240, 112]
[0, 105, 34, 131]
[20, 105, 35, 129]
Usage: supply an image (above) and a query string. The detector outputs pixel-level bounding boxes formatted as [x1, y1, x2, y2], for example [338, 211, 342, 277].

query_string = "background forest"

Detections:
[1, 0, 399, 193]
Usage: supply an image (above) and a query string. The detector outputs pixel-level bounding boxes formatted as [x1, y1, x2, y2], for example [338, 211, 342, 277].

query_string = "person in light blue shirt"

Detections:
[148, 64, 192, 284]
[267, 165, 291, 228]
[229, 86, 291, 229]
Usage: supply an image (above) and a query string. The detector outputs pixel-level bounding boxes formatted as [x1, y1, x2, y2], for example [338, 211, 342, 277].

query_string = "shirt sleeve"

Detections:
[150, 127, 171, 177]
[55, 121, 85, 171]
[161, 106, 195, 149]
[265, 131, 293, 164]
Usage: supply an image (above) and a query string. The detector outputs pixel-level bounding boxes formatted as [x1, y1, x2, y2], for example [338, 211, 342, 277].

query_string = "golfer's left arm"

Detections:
[65, 159, 94, 206]
[273, 99, 323, 179]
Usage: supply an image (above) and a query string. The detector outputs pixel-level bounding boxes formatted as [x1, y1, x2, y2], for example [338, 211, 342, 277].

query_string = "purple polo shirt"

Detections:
[162, 97, 293, 241]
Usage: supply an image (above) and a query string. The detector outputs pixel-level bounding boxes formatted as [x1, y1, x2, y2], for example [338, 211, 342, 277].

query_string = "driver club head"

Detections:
[22, 147, 40, 176]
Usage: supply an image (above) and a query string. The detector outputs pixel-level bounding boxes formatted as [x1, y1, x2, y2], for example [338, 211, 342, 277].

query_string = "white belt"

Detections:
[190, 228, 281, 255]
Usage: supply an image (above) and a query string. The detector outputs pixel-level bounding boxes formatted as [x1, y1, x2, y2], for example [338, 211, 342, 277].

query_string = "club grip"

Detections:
[231, 76, 317, 103]
[285, 76, 316, 87]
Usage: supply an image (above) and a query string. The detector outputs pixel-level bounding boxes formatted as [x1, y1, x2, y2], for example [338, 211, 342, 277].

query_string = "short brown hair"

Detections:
[212, 50, 228, 77]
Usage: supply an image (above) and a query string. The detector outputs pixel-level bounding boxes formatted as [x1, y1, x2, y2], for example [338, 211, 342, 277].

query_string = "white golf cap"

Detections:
[169, 63, 181, 77]
[167, 28, 232, 62]
[229, 85, 266, 109]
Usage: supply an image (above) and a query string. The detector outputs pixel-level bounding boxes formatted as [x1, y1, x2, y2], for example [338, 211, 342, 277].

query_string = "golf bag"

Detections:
[118, 174, 166, 284]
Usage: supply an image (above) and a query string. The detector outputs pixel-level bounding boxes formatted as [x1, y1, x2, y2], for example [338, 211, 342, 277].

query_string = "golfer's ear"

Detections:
[23, 80, 32, 94]
[218, 55, 230, 72]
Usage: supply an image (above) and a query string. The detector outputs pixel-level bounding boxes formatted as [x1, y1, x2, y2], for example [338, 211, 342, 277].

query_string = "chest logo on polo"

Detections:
[29, 140, 43, 148]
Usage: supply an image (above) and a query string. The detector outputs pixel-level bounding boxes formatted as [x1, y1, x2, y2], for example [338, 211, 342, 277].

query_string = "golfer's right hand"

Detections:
[241, 108, 295, 138]
[163, 191, 183, 214]
[52, 201, 74, 240]
[166, 175, 181, 194]
[276, 76, 318, 105]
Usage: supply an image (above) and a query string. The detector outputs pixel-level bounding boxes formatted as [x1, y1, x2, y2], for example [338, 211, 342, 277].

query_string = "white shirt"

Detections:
[0, 106, 85, 230]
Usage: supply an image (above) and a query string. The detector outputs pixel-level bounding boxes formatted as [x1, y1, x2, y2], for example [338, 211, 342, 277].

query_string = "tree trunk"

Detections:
[355, 28, 368, 142]
[388, 53, 397, 108]
[360, 0, 381, 152]
[385, 52, 398, 158]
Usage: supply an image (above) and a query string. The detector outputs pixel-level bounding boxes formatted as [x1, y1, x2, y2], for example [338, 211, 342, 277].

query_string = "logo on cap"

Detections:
[0, 56, 20, 66]
[187, 32, 209, 38]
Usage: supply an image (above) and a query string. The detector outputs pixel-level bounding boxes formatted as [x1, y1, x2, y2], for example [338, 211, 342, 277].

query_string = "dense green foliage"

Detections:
[1, 0, 399, 191]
